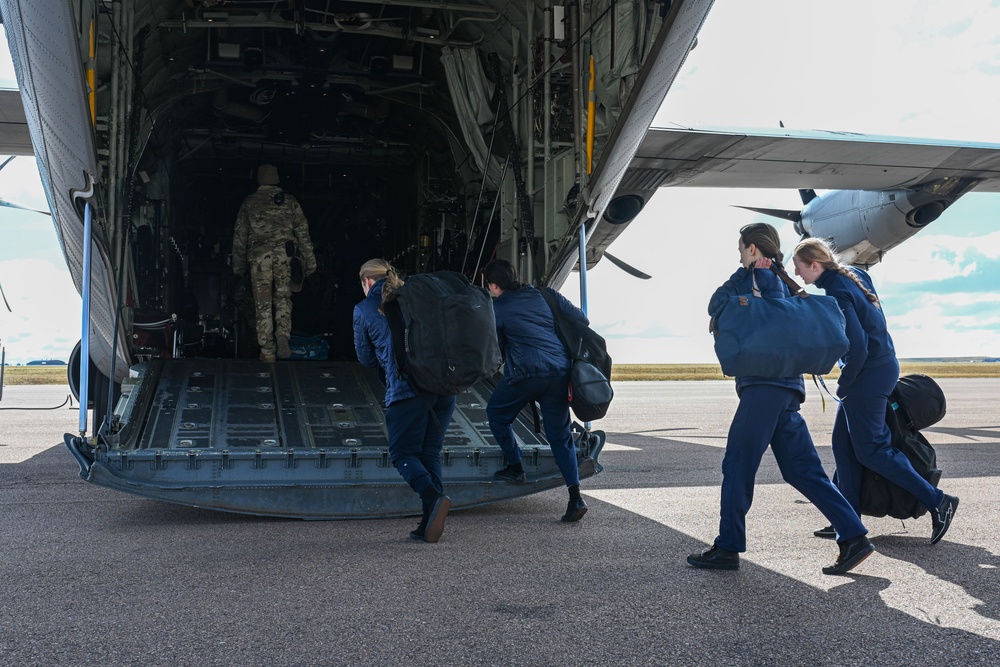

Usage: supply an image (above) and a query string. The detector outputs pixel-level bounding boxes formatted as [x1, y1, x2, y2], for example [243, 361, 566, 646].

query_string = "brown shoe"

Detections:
[260, 350, 276, 363]
[276, 335, 292, 359]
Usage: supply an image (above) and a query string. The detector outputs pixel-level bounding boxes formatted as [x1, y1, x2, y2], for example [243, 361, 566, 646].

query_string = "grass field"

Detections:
[611, 362, 1000, 381]
[3, 362, 999, 386]
[1, 366, 71, 386]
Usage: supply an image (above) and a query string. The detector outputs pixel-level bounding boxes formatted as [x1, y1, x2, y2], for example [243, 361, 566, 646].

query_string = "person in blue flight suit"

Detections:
[354, 259, 456, 543]
[688, 223, 873, 575]
[793, 237, 959, 544]
[483, 259, 590, 523]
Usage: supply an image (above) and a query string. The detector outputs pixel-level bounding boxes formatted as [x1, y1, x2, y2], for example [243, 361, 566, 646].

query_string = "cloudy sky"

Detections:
[1, 0, 999, 365]
[560, 0, 1000, 362]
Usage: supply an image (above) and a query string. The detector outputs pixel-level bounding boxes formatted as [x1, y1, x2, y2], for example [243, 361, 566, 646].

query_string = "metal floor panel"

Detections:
[64, 359, 602, 519]
[136, 359, 529, 453]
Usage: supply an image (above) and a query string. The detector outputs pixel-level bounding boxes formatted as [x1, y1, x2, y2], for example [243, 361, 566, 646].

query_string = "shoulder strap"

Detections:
[538, 287, 571, 354]
[382, 298, 407, 375]
[769, 262, 810, 299]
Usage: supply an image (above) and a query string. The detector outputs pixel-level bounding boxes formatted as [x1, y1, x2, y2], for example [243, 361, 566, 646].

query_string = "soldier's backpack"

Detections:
[860, 374, 946, 519]
[539, 287, 614, 421]
[385, 271, 501, 395]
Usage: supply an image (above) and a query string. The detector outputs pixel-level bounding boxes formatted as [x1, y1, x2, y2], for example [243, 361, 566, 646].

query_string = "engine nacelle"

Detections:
[797, 189, 956, 267]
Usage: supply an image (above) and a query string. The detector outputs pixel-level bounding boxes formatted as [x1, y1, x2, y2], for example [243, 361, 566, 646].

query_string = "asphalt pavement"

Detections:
[1, 380, 998, 666]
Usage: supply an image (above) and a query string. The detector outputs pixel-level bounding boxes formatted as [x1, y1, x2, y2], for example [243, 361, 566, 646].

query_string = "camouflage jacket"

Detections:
[232, 185, 317, 275]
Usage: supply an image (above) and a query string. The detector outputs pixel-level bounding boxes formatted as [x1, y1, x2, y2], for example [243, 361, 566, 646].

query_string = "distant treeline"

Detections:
[3, 361, 999, 386]
[611, 362, 1000, 381]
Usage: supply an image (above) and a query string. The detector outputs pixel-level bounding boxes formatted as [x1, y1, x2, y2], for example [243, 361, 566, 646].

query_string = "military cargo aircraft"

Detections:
[1, 0, 999, 519]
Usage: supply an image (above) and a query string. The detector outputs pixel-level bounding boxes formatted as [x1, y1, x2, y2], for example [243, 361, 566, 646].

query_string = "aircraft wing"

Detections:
[550, 124, 1000, 285]
[628, 125, 1000, 193]
[0, 89, 32, 155]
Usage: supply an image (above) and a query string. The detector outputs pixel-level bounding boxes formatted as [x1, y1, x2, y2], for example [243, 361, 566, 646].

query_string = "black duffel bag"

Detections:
[860, 376, 945, 519]
[891, 373, 946, 431]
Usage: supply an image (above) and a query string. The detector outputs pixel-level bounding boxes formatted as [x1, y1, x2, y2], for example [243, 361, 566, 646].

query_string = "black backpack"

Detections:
[860, 375, 946, 519]
[385, 271, 501, 395]
[539, 287, 614, 421]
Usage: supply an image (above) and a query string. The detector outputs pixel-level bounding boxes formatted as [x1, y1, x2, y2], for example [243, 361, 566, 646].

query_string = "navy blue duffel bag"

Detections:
[711, 266, 849, 378]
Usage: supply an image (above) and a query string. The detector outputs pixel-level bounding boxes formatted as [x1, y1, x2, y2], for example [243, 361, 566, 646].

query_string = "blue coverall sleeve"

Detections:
[353, 306, 378, 369]
[835, 297, 869, 396]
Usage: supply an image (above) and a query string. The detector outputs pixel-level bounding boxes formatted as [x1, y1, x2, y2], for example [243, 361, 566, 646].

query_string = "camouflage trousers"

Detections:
[249, 247, 293, 355]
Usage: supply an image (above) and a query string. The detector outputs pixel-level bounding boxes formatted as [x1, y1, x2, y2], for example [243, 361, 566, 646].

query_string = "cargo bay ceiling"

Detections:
[93, 0, 667, 187]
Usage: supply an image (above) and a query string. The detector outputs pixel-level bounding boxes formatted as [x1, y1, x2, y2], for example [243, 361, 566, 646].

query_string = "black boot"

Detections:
[561, 484, 588, 522]
[410, 515, 428, 541]
[822, 535, 875, 575]
[495, 462, 526, 483]
[813, 524, 836, 539]
[687, 543, 740, 571]
[419, 489, 451, 543]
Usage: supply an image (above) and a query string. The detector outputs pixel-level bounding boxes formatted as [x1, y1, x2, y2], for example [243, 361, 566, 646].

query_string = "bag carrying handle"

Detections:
[768, 262, 811, 299]
[749, 262, 807, 299]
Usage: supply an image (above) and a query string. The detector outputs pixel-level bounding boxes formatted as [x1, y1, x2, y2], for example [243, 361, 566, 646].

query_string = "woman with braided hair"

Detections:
[688, 223, 871, 575]
[354, 259, 456, 543]
[792, 238, 959, 544]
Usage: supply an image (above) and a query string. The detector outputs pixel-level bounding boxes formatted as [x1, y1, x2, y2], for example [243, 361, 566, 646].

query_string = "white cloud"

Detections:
[889, 292, 1000, 358]
[1, 1, 999, 368]
[660, 0, 1000, 143]
[0, 258, 81, 363]
[879, 231, 1000, 285]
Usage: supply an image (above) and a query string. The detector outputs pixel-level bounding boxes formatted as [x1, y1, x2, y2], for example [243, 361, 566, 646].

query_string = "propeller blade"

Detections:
[0, 197, 50, 215]
[733, 205, 802, 223]
[0, 156, 15, 172]
[603, 251, 652, 280]
[798, 189, 818, 205]
[0, 279, 11, 312]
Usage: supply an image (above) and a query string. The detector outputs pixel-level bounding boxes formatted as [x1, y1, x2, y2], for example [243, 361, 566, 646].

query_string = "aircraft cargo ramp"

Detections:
[64, 360, 604, 519]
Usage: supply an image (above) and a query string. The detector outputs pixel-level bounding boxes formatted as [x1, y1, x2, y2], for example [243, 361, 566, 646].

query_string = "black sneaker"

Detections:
[494, 464, 526, 483]
[930, 494, 959, 544]
[409, 516, 428, 541]
[822, 535, 875, 575]
[687, 544, 740, 571]
[813, 525, 836, 539]
[423, 494, 451, 544]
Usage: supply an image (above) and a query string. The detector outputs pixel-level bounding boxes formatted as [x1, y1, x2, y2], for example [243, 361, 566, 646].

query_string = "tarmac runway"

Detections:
[1, 380, 998, 666]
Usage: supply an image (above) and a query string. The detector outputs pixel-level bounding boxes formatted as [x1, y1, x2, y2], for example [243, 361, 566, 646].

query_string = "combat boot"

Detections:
[276, 335, 292, 359]
[260, 350, 276, 363]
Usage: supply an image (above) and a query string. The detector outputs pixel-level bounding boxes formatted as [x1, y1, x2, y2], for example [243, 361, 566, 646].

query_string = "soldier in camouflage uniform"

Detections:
[232, 164, 317, 362]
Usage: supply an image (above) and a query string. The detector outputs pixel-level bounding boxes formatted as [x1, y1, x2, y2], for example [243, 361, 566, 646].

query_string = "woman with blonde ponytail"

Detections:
[793, 238, 959, 545]
[354, 259, 456, 543]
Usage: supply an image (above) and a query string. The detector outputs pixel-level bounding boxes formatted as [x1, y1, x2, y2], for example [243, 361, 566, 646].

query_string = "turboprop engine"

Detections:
[739, 178, 979, 267]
